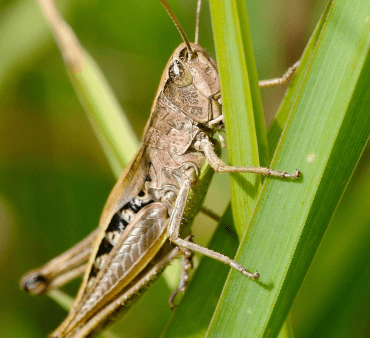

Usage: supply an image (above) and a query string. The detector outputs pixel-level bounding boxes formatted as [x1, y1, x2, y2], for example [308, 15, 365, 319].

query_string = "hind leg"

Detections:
[20, 229, 99, 295]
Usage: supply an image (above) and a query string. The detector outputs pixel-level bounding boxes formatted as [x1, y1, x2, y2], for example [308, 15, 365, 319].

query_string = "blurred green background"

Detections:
[1, 0, 370, 337]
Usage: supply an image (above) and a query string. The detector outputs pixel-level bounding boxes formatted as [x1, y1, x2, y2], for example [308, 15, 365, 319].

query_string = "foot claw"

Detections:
[252, 271, 260, 279]
[169, 288, 180, 311]
[284, 169, 301, 179]
[241, 269, 260, 280]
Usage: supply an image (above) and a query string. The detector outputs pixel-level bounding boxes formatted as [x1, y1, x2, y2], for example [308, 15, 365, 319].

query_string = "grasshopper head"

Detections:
[159, 0, 222, 127]
[163, 43, 222, 126]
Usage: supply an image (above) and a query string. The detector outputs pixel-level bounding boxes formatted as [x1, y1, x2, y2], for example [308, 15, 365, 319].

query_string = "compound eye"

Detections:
[169, 60, 192, 87]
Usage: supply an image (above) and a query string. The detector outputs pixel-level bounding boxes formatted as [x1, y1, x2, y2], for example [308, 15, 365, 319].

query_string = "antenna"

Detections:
[194, 0, 202, 45]
[159, 0, 193, 53]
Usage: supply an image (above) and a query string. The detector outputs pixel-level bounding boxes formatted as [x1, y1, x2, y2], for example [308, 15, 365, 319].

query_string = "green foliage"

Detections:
[2, 0, 370, 338]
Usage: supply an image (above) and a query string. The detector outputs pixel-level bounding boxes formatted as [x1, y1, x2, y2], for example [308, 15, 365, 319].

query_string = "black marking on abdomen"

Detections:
[125, 197, 153, 213]
[107, 214, 128, 233]
[89, 195, 154, 279]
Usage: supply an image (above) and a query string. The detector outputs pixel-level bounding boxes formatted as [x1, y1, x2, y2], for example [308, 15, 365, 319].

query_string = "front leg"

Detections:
[258, 61, 300, 88]
[167, 166, 259, 280]
[196, 135, 301, 179]
[208, 61, 301, 129]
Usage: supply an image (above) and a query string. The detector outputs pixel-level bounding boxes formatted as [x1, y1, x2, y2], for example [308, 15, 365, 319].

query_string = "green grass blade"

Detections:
[234, 0, 269, 167]
[209, 0, 265, 238]
[206, 0, 370, 337]
[47, 289, 74, 312]
[267, 0, 334, 155]
[291, 144, 370, 337]
[65, 52, 139, 176]
[37, 0, 139, 177]
[277, 315, 294, 338]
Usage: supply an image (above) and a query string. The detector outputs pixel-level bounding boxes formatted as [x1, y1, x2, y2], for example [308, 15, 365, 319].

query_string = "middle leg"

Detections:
[167, 169, 259, 280]
[169, 237, 194, 310]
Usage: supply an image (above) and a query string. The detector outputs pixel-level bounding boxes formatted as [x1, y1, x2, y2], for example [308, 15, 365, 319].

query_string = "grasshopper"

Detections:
[21, 0, 300, 337]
